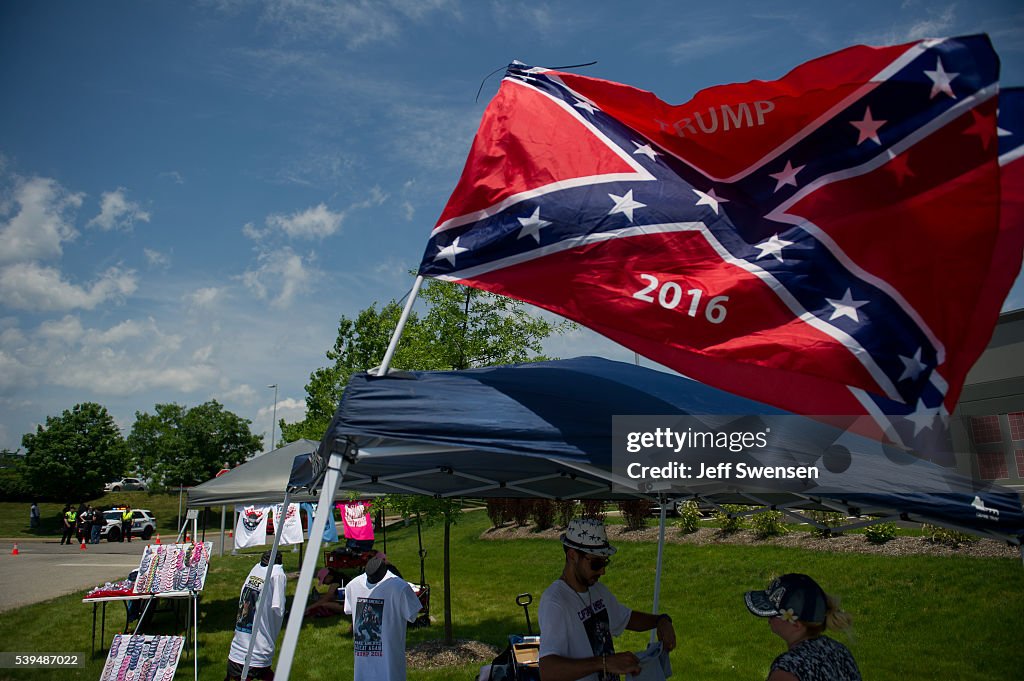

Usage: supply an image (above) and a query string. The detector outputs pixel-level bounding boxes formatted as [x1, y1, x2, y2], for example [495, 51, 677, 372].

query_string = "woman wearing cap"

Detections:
[744, 573, 860, 681]
[538, 518, 676, 681]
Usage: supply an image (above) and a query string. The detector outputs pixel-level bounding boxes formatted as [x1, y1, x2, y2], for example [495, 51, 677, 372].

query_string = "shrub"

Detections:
[715, 504, 748, 535]
[922, 524, 979, 547]
[751, 510, 788, 539]
[531, 499, 556, 531]
[864, 521, 897, 544]
[675, 500, 701, 534]
[617, 499, 649, 532]
[806, 510, 847, 538]
[555, 500, 578, 527]
[510, 498, 532, 527]
[580, 499, 605, 520]
[485, 499, 507, 528]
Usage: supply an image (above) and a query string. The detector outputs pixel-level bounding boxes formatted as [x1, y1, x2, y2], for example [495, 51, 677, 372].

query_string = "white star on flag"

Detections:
[755, 234, 794, 262]
[768, 160, 805, 192]
[826, 289, 868, 322]
[608, 189, 646, 222]
[434, 236, 469, 266]
[924, 58, 959, 99]
[906, 399, 941, 435]
[898, 347, 929, 382]
[574, 99, 598, 115]
[517, 207, 552, 243]
[632, 141, 661, 161]
[850, 107, 887, 145]
[693, 188, 728, 215]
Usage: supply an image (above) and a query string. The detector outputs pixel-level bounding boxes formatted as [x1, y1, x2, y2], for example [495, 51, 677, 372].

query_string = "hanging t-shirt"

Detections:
[301, 502, 339, 542]
[235, 505, 271, 549]
[538, 579, 632, 681]
[344, 571, 421, 681]
[272, 503, 304, 545]
[340, 500, 375, 542]
[228, 562, 287, 668]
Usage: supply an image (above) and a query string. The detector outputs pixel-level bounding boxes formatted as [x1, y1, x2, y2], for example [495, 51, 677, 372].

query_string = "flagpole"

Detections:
[376, 275, 424, 376]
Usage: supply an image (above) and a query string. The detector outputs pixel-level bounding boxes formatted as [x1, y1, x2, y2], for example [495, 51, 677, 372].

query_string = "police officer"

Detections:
[121, 504, 134, 543]
[61, 504, 77, 545]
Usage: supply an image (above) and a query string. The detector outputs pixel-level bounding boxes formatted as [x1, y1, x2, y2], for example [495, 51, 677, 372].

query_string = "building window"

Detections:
[977, 451, 1008, 479]
[1009, 412, 1024, 441]
[970, 416, 1003, 445]
[1015, 449, 1024, 478]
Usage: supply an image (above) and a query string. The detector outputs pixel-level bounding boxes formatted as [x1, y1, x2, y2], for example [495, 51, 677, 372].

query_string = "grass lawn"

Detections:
[0, 511, 1021, 680]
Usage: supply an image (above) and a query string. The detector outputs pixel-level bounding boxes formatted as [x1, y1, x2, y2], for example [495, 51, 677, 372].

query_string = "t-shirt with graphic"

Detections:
[271, 503, 304, 545]
[343, 571, 421, 681]
[234, 504, 270, 549]
[340, 500, 375, 542]
[228, 562, 286, 668]
[769, 635, 861, 681]
[538, 579, 632, 681]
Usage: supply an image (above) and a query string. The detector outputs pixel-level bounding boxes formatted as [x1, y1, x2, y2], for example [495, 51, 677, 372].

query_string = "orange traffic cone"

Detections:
[11, 543, 18, 555]
[80, 539, 87, 551]
[154, 534, 161, 545]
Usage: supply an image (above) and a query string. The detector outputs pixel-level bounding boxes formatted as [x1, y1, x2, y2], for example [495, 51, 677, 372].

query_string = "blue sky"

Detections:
[1, 0, 1022, 454]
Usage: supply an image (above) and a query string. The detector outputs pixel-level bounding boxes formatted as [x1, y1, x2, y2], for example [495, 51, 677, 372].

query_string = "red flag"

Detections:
[419, 36, 1021, 455]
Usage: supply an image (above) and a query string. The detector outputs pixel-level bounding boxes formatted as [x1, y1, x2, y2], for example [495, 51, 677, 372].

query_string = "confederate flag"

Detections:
[418, 35, 1023, 462]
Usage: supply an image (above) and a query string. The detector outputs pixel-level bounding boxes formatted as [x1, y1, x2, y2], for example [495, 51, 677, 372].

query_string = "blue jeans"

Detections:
[90, 525, 102, 543]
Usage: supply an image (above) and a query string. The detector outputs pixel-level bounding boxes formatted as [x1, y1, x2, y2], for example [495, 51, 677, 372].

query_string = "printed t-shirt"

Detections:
[344, 571, 421, 681]
[770, 635, 862, 681]
[228, 563, 287, 668]
[538, 579, 632, 681]
[341, 501, 375, 541]
[234, 505, 270, 549]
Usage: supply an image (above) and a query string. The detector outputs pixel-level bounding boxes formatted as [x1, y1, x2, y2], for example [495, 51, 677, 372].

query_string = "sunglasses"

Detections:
[584, 555, 611, 571]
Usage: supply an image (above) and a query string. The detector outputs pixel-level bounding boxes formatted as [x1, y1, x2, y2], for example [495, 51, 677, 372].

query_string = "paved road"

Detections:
[0, 532, 235, 613]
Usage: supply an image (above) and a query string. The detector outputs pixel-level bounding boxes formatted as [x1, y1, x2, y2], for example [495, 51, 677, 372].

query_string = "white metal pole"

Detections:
[241, 491, 290, 681]
[220, 506, 226, 557]
[650, 497, 668, 644]
[275, 452, 347, 680]
[268, 384, 279, 450]
[376, 275, 424, 376]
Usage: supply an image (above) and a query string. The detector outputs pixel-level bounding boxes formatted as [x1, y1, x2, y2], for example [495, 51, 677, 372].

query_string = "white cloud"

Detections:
[220, 383, 258, 404]
[87, 188, 151, 231]
[904, 5, 956, 40]
[0, 263, 138, 311]
[241, 248, 316, 308]
[159, 170, 185, 185]
[242, 221, 269, 241]
[256, 396, 307, 424]
[0, 176, 82, 265]
[187, 287, 224, 309]
[267, 203, 345, 239]
[144, 248, 171, 268]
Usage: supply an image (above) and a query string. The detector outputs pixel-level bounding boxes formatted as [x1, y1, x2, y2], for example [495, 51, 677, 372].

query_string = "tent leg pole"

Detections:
[376, 275, 423, 376]
[220, 506, 226, 557]
[276, 453, 347, 680]
[241, 491, 291, 681]
[650, 496, 667, 644]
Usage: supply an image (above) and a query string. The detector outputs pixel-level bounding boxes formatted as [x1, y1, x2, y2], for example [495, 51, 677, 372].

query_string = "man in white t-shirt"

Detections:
[227, 551, 287, 680]
[538, 518, 677, 681]
[344, 552, 421, 681]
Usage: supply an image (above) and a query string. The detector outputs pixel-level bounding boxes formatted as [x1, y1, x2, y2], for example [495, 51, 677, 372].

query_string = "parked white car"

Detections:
[104, 477, 147, 492]
[100, 508, 157, 542]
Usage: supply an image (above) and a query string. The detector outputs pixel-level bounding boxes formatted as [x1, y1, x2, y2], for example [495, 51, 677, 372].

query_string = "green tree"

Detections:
[281, 279, 571, 442]
[127, 401, 262, 489]
[21, 402, 129, 500]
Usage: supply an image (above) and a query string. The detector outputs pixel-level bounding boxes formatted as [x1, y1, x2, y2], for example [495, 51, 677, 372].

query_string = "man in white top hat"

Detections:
[538, 518, 677, 681]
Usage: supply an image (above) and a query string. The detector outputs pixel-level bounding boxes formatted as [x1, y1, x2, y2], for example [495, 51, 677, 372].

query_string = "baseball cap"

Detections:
[744, 573, 827, 625]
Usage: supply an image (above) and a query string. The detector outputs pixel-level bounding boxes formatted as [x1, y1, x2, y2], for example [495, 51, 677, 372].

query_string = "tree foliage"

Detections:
[21, 402, 129, 501]
[127, 400, 262, 489]
[281, 279, 573, 442]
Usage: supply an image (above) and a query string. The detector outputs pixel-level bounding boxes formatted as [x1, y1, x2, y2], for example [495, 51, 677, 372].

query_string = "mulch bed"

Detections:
[479, 523, 1021, 559]
[406, 638, 499, 669]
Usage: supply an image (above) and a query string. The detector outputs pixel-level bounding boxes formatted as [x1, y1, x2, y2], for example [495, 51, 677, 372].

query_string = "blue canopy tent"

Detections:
[273, 356, 1024, 679]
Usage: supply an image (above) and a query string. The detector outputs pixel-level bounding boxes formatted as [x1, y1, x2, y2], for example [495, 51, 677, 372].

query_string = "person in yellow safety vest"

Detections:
[121, 504, 134, 543]
[61, 504, 77, 545]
